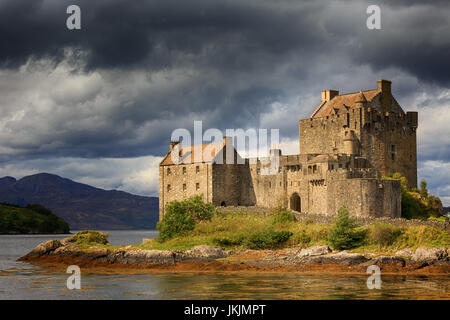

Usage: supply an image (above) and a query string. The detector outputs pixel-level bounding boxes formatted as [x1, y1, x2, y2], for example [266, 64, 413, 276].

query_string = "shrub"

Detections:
[157, 195, 216, 241]
[213, 234, 245, 247]
[369, 223, 403, 247]
[384, 173, 443, 220]
[213, 227, 292, 249]
[327, 205, 365, 250]
[72, 230, 109, 245]
[271, 209, 296, 224]
[242, 227, 292, 249]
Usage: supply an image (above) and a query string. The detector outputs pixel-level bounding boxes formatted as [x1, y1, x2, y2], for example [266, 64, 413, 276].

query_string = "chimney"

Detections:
[169, 141, 179, 152]
[321, 90, 339, 102]
[377, 79, 391, 94]
[222, 136, 232, 146]
[269, 148, 282, 157]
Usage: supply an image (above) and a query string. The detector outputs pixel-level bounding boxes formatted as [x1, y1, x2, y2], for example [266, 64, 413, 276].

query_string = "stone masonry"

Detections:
[159, 79, 417, 220]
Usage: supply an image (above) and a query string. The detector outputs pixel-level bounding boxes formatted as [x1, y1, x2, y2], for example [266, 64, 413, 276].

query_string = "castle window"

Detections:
[257, 168, 260, 174]
[391, 145, 396, 161]
[196, 183, 200, 191]
[183, 183, 187, 191]
[196, 166, 200, 174]
[167, 184, 171, 192]
[313, 165, 317, 173]
[167, 168, 171, 175]
[278, 167, 282, 173]
[290, 181, 293, 186]
[183, 167, 187, 174]
[269, 182, 271, 188]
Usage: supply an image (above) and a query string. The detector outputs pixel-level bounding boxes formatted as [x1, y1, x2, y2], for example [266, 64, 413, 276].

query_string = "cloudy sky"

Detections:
[0, 0, 449, 204]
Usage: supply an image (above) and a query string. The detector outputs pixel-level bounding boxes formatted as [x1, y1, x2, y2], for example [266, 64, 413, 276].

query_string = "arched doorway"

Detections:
[289, 193, 301, 212]
[221, 201, 226, 207]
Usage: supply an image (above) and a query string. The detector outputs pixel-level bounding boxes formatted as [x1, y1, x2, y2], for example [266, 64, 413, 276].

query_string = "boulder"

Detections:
[183, 245, 231, 260]
[296, 245, 331, 258]
[60, 235, 76, 246]
[107, 249, 175, 265]
[28, 240, 62, 257]
[395, 249, 413, 258]
[361, 256, 406, 267]
[303, 251, 369, 265]
[412, 247, 449, 262]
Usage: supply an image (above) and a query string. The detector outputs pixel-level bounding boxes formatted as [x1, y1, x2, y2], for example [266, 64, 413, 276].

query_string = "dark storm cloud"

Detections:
[0, 0, 323, 71]
[1, 0, 450, 201]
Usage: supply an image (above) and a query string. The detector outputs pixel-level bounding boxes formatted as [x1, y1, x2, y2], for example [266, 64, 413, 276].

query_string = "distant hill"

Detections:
[0, 203, 70, 234]
[0, 173, 159, 230]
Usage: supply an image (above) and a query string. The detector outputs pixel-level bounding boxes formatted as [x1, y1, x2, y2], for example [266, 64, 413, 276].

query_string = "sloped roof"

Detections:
[311, 89, 380, 118]
[160, 143, 225, 166]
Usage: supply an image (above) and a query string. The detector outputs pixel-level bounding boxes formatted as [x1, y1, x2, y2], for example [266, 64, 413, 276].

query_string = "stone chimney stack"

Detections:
[169, 141, 179, 152]
[377, 79, 391, 94]
[321, 90, 339, 102]
[222, 136, 233, 146]
[378, 79, 392, 114]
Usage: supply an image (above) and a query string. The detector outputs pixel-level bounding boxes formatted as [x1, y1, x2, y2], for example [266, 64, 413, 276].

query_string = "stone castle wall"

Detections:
[159, 162, 213, 220]
[159, 79, 415, 221]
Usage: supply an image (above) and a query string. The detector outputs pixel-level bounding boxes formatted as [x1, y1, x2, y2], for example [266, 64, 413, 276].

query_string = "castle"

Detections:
[159, 79, 418, 220]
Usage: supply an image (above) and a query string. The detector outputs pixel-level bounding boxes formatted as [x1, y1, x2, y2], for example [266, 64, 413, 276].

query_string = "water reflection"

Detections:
[0, 231, 448, 300]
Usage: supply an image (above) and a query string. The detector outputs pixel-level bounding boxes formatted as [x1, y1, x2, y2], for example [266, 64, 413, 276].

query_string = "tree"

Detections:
[328, 205, 365, 250]
[157, 195, 216, 241]
[419, 180, 428, 197]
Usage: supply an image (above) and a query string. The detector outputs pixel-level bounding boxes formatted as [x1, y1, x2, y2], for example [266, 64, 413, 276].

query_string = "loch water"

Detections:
[0, 231, 448, 300]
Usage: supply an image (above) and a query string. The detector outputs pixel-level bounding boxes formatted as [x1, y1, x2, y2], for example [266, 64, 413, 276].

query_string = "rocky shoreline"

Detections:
[18, 236, 450, 274]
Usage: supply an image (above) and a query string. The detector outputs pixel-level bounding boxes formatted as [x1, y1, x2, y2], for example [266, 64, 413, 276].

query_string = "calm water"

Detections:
[0, 230, 449, 300]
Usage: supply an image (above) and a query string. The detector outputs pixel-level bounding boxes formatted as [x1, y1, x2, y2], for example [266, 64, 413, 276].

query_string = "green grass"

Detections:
[0, 203, 70, 234]
[138, 210, 449, 254]
[70, 230, 110, 245]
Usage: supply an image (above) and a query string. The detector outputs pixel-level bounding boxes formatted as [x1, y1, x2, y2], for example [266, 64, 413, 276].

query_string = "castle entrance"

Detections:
[289, 193, 301, 212]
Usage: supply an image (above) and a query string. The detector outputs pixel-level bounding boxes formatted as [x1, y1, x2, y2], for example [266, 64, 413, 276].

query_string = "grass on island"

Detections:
[68, 195, 449, 255]
[134, 198, 449, 254]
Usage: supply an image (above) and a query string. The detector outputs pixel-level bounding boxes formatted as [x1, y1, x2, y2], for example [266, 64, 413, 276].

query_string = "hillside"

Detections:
[0, 203, 70, 234]
[0, 173, 159, 230]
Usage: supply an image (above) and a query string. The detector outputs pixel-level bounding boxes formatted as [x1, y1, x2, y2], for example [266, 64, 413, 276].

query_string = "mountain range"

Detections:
[0, 173, 159, 230]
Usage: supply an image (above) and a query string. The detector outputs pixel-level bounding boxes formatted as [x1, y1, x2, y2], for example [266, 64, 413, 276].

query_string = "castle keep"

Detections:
[159, 79, 418, 220]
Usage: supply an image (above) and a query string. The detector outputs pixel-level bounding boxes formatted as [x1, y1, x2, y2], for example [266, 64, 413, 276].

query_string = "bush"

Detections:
[157, 195, 216, 241]
[327, 205, 365, 250]
[72, 230, 109, 245]
[384, 173, 443, 220]
[243, 228, 292, 249]
[271, 209, 296, 224]
[369, 223, 403, 247]
[212, 227, 292, 249]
